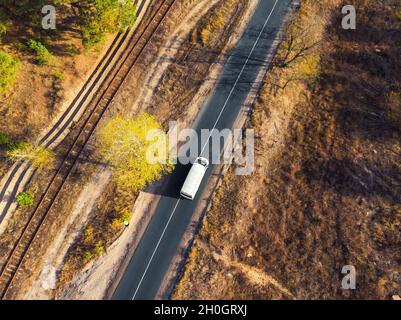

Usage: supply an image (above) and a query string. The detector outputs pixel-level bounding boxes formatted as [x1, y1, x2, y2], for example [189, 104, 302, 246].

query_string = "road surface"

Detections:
[112, 0, 292, 300]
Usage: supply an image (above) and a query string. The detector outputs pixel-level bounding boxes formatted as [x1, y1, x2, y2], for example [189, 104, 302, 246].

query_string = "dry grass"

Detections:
[174, 0, 401, 300]
[197, 0, 237, 47]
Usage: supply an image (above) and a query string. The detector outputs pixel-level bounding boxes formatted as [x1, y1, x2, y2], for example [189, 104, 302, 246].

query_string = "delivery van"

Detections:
[180, 157, 209, 200]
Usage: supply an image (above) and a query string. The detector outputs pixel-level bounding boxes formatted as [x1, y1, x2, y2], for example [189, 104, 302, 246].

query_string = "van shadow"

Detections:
[148, 163, 192, 199]
[73, 152, 192, 199]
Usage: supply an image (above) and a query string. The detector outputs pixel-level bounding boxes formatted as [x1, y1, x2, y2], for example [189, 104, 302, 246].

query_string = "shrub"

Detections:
[111, 210, 132, 228]
[83, 20, 104, 48]
[0, 131, 9, 145]
[297, 53, 320, 83]
[27, 39, 52, 65]
[7, 142, 55, 169]
[82, 0, 137, 48]
[0, 23, 8, 36]
[0, 11, 10, 37]
[0, 51, 20, 94]
[16, 191, 34, 207]
[95, 242, 104, 255]
[53, 69, 64, 81]
[83, 226, 94, 240]
[83, 251, 94, 262]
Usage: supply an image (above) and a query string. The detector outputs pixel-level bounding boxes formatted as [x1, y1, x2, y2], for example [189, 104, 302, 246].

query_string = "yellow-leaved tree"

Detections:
[98, 113, 174, 191]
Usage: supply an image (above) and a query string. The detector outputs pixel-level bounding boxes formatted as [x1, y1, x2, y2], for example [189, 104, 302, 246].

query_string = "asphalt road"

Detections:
[112, 0, 292, 300]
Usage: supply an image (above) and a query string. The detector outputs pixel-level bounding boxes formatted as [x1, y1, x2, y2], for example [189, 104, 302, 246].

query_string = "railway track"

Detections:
[0, 0, 176, 299]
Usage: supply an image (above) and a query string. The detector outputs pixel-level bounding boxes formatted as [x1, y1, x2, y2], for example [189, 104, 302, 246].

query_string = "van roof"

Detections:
[180, 162, 206, 197]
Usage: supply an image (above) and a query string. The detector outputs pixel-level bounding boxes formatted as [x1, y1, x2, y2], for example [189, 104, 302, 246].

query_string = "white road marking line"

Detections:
[131, 0, 280, 299]
[200, 0, 280, 156]
[132, 198, 181, 300]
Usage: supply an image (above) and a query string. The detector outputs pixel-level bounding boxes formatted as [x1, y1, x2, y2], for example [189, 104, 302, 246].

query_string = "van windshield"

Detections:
[196, 158, 208, 167]
[180, 191, 193, 200]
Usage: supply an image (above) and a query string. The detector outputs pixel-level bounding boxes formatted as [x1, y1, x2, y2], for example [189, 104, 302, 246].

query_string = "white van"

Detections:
[180, 157, 209, 200]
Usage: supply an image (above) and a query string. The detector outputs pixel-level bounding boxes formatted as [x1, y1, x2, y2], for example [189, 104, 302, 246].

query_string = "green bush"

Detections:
[0, 23, 8, 36]
[0, 131, 8, 145]
[83, 251, 94, 262]
[83, 0, 137, 48]
[95, 242, 104, 255]
[16, 191, 34, 207]
[0, 51, 20, 94]
[83, 20, 104, 48]
[27, 39, 52, 65]
[0, 11, 10, 37]
[54, 69, 64, 81]
[111, 210, 132, 228]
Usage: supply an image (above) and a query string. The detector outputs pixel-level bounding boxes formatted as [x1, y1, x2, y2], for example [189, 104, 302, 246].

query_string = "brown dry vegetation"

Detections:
[174, 0, 401, 300]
